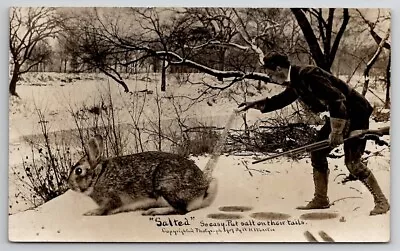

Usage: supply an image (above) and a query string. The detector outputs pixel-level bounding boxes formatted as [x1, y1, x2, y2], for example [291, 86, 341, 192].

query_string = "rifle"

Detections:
[252, 126, 390, 164]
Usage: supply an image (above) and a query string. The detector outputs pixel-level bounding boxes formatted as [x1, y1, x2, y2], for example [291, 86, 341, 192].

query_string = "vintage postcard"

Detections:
[8, 7, 391, 242]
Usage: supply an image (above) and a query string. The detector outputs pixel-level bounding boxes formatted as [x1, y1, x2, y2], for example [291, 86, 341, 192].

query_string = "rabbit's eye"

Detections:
[75, 167, 83, 175]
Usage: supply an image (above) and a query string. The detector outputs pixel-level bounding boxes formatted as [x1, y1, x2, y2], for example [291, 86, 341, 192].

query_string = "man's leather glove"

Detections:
[329, 118, 347, 147]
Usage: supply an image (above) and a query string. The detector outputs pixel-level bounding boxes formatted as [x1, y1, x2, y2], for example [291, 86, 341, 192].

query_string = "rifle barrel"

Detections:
[251, 126, 390, 165]
[252, 140, 330, 164]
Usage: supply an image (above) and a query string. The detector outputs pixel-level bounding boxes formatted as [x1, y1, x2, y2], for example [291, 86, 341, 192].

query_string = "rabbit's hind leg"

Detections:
[109, 197, 161, 215]
[142, 206, 177, 216]
[141, 190, 212, 216]
[84, 208, 109, 216]
[187, 178, 218, 211]
[146, 179, 218, 215]
[141, 196, 182, 215]
[142, 187, 215, 215]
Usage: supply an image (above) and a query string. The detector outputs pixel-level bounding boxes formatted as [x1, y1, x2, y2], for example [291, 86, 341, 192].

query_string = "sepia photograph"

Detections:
[8, 7, 391, 242]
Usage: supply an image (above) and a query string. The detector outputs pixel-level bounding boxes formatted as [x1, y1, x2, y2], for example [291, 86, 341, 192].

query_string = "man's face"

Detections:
[265, 66, 289, 85]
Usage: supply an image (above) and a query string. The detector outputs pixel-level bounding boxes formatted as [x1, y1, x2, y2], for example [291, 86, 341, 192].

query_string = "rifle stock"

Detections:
[348, 126, 390, 138]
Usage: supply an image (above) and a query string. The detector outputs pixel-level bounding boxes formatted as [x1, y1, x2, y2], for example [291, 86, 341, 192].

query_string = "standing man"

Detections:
[240, 53, 389, 215]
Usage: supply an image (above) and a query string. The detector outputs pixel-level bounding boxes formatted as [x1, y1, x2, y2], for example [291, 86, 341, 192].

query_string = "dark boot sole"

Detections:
[296, 205, 330, 210]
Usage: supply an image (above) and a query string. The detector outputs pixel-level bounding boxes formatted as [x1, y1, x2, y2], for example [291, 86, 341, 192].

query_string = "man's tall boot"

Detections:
[297, 169, 330, 210]
[361, 172, 390, 215]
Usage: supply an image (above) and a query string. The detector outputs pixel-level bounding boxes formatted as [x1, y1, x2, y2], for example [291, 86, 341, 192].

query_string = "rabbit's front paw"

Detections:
[142, 207, 176, 216]
[83, 208, 106, 216]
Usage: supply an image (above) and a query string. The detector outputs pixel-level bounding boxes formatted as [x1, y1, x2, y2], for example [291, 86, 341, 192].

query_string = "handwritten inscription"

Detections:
[200, 219, 304, 227]
[149, 217, 306, 236]
[150, 217, 195, 227]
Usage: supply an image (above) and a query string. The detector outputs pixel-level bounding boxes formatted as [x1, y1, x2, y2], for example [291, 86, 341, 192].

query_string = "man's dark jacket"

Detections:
[259, 65, 373, 120]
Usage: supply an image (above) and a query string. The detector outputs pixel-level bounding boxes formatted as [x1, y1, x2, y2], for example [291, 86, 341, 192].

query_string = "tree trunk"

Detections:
[291, 8, 349, 73]
[291, 8, 327, 70]
[9, 64, 20, 97]
[385, 53, 391, 109]
[153, 57, 158, 73]
[161, 59, 166, 92]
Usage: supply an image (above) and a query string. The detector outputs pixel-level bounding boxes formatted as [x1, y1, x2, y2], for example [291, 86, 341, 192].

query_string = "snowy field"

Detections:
[8, 72, 391, 242]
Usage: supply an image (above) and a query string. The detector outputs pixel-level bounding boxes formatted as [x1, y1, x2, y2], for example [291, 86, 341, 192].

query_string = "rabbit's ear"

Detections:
[86, 134, 104, 166]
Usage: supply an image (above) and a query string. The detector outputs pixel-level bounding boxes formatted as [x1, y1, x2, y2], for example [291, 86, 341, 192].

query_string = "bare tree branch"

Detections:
[291, 8, 326, 69]
[362, 27, 391, 96]
[324, 8, 334, 57]
[356, 9, 391, 50]
[184, 39, 250, 51]
[231, 8, 275, 65]
[329, 8, 349, 67]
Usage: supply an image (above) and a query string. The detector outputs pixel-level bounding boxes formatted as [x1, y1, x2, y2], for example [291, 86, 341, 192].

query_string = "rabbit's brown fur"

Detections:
[68, 135, 218, 216]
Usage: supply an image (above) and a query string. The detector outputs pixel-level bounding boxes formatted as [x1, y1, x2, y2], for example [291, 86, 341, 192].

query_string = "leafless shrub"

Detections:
[11, 105, 77, 208]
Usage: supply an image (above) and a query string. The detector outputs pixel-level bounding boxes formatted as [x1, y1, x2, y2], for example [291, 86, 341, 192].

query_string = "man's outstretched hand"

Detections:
[238, 101, 262, 111]
[234, 103, 250, 114]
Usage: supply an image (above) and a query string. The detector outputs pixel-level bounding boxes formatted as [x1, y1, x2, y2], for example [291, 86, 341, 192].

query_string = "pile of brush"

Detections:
[226, 123, 318, 158]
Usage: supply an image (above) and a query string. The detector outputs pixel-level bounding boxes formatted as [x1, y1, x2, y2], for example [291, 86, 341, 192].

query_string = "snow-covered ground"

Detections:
[8, 72, 391, 242]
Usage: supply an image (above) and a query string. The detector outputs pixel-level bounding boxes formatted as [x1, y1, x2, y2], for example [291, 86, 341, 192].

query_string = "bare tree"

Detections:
[60, 7, 370, 106]
[9, 7, 61, 97]
[59, 8, 135, 92]
[357, 9, 391, 107]
[291, 8, 349, 72]
[60, 7, 290, 95]
[54, 36, 70, 73]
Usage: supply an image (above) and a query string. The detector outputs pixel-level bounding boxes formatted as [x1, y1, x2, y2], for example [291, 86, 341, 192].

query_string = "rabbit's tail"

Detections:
[201, 178, 218, 208]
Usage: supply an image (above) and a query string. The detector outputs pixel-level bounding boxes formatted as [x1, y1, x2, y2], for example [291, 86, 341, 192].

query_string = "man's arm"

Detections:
[252, 87, 298, 113]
